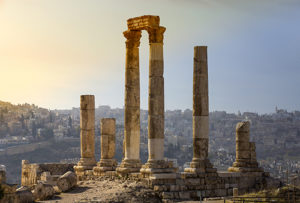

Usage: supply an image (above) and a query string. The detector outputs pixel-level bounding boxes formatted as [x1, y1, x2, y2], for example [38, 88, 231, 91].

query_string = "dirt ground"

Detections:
[40, 177, 161, 203]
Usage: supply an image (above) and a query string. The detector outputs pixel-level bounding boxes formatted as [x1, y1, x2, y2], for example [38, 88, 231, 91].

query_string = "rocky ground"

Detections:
[39, 177, 162, 203]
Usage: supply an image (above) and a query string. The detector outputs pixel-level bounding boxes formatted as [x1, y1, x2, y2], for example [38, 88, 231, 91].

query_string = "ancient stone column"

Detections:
[141, 27, 176, 176]
[117, 30, 142, 174]
[74, 95, 96, 173]
[94, 118, 117, 175]
[228, 121, 262, 172]
[185, 46, 215, 173]
[236, 121, 251, 162]
[147, 26, 166, 162]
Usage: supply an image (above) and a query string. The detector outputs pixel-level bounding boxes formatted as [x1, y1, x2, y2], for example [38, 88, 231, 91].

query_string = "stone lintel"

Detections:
[127, 15, 160, 30]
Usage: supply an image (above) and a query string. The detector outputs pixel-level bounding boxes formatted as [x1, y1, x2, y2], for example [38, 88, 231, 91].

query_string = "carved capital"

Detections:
[123, 30, 142, 48]
[146, 26, 166, 44]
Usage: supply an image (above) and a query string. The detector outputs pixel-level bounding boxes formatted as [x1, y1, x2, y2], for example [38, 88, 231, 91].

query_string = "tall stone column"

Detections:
[185, 46, 215, 173]
[147, 26, 165, 162]
[74, 95, 96, 174]
[141, 27, 176, 177]
[117, 30, 142, 174]
[94, 118, 117, 175]
[228, 121, 262, 172]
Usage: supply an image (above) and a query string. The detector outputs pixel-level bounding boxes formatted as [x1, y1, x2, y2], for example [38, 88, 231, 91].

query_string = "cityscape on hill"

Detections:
[1, 100, 299, 184]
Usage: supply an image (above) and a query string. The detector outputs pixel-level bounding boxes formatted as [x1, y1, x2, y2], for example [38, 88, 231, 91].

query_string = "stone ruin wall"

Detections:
[21, 160, 75, 187]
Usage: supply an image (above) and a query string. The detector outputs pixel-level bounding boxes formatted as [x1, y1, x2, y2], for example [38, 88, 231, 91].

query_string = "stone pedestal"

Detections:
[140, 27, 176, 178]
[228, 121, 263, 172]
[94, 118, 117, 176]
[185, 46, 216, 174]
[117, 30, 142, 175]
[74, 95, 96, 175]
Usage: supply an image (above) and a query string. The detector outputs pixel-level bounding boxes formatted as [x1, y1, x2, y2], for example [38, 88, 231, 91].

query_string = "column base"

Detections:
[93, 159, 117, 176]
[116, 159, 142, 175]
[228, 161, 263, 172]
[184, 158, 217, 174]
[140, 160, 177, 179]
[74, 157, 97, 175]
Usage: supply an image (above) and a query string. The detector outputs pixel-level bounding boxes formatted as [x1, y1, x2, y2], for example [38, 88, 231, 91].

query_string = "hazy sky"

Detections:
[0, 0, 299, 113]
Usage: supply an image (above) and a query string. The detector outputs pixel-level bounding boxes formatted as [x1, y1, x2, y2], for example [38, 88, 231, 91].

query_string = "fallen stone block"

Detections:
[16, 186, 34, 203]
[57, 171, 77, 192]
[32, 182, 55, 201]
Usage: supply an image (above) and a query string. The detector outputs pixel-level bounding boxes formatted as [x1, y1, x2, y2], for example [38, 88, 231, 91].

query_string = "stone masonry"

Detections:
[228, 121, 263, 172]
[93, 118, 117, 175]
[74, 95, 97, 175]
[21, 160, 75, 187]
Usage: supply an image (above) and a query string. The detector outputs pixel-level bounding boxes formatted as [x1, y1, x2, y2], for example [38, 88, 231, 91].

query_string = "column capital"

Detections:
[146, 26, 166, 44]
[123, 30, 142, 48]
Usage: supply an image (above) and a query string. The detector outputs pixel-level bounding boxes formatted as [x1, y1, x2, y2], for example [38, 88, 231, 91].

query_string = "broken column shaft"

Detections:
[228, 121, 262, 172]
[74, 95, 96, 174]
[94, 118, 117, 175]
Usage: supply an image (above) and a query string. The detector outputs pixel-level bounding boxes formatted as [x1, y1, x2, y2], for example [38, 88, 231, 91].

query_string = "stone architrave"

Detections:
[184, 46, 215, 174]
[116, 30, 142, 174]
[74, 95, 96, 174]
[228, 121, 263, 172]
[94, 118, 117, 175]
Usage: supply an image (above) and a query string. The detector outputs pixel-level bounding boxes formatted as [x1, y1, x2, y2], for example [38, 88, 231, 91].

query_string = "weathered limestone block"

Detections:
[0, 184, 17, 203]
[16, 186, 34, 203]
[32, 182, 55, 201]
[57, 171, 77, 192]
[21, 160, 75, 187]
[127, 15, 160, 31]
[21, 160, 40, 187]
[100, 118, 116, 159]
